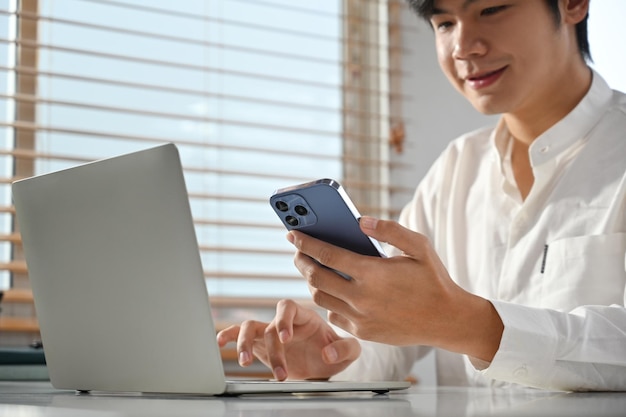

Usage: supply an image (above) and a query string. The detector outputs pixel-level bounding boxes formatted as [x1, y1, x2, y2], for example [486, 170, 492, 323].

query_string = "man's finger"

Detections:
[275, 298, 330, 340]
[287, 231, 365, 281]
[237, 320, 268, 366]
[322, 337, 362, 365]
[359, 216, 430, 259]
[293, 250, 356, 305]
[264, 323, 288, 380]
[274, 299, 300, 343]
[216, 325, 240, 348]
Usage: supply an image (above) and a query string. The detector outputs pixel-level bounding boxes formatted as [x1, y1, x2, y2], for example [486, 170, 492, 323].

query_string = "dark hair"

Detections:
[406, 0, 591, 62]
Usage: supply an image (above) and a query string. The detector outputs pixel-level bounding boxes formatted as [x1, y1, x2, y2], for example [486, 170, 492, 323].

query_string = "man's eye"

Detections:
[435, 21, 453, 31]
[481, 5, 508, 16]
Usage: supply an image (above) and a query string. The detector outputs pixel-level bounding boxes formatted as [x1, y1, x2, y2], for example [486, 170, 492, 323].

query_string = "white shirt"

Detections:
[332, 71, 626, 391]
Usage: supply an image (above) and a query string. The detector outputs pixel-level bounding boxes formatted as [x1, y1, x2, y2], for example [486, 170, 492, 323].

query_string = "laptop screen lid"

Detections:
[12, 143, 228, 394]
[12, 143, 410, 396]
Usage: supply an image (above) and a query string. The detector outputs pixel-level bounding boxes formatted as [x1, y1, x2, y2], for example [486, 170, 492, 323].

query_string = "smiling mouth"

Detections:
[468, 67, 506, 81]
[465, 66, 507, 89]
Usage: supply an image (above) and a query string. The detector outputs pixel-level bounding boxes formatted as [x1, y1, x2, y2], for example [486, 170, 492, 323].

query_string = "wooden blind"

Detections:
[0, 0, 414, 338]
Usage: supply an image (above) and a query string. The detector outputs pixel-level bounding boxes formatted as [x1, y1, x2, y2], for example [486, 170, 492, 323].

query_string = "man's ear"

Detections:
[561, 0, 589, 25]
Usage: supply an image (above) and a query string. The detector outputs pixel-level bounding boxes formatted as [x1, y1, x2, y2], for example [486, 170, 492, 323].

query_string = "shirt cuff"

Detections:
[478, 299, 560, 388]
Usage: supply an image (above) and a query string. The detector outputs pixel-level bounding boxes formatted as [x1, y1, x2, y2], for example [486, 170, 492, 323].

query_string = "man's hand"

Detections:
[288, 216, 504, 363]
[216, 299, 361, 381]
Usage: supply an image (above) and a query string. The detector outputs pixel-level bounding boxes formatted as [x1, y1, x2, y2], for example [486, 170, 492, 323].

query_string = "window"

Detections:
[0, 0, 410, 335]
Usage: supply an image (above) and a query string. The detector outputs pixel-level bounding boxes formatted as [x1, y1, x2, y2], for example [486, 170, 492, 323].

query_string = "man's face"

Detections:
[429, 0, 578, 116]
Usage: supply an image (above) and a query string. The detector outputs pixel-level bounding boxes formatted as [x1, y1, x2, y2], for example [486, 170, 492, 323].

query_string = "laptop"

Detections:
[11, 143, 410, 396]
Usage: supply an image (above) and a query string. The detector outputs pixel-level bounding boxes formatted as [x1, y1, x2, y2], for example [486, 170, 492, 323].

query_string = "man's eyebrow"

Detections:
[431, 0, 480, 16]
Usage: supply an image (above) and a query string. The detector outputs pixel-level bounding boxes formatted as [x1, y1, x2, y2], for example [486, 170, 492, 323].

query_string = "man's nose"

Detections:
[452, 23, 488, 60]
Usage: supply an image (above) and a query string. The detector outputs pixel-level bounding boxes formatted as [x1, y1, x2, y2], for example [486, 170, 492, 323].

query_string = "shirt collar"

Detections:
[529, 70, 613, 166]
[490, 70, 614, 168]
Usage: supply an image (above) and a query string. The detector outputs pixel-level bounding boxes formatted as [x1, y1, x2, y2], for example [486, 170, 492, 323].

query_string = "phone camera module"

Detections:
[294, 205, 308, 216]
[286, 215, 299, 227]
[275, 200, 289, 212]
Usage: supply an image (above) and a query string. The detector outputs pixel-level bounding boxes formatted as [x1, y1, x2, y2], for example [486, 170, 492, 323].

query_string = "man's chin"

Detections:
[468, 96, 507, 116]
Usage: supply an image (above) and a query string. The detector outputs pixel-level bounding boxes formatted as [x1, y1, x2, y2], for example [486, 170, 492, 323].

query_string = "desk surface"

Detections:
[1, 381, 625, 417]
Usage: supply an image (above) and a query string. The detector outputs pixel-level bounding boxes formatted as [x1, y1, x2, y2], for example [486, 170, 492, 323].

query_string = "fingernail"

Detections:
[239, 351, 251, 366]
[324, 346, 338, 363]
[279, 329, 289, 343]
[359, 216, 378, 230]
[286, 232, 295, 244]
[273, 366, 287, 381]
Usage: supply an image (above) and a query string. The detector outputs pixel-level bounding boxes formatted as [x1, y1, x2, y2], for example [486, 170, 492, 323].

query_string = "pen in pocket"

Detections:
[540, 244, 549, 274]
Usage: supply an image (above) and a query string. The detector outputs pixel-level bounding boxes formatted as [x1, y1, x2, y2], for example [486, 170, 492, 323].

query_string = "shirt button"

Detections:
[513, 365, 528, 378]
[540, 145, 551, 153]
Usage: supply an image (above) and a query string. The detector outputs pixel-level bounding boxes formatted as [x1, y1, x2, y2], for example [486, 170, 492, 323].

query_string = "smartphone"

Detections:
[270, 179, 386, 267]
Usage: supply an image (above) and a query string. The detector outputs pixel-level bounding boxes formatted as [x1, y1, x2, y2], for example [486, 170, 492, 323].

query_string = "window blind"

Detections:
[0, 0, 414, 338]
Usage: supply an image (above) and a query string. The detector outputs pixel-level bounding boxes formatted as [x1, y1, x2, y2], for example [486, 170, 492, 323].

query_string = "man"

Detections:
[217, 0, 626, 390]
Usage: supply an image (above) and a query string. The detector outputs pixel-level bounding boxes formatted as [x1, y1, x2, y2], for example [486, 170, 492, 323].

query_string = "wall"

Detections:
[588, 0, 626, 93]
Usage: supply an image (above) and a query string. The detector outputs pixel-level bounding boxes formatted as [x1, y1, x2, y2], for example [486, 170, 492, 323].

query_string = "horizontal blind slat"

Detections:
[0, 121, 415, 172]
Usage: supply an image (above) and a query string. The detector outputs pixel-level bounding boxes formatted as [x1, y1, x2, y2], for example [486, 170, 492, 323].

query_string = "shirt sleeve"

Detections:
[329, 328, 430, 381]
[481, 298, 626, 391]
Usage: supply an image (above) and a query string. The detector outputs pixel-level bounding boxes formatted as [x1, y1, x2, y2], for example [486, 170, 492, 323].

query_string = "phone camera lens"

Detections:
[286, 216, 299, 227]
[275, 200, 289, 212]
[294, 205, 308, 216]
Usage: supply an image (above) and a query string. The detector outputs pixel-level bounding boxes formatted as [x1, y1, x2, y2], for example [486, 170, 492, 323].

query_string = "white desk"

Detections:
[1, 381, 625, 416]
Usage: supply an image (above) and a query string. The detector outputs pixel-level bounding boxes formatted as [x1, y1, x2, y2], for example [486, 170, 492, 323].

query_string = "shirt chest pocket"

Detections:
[541, 233, 626, 311]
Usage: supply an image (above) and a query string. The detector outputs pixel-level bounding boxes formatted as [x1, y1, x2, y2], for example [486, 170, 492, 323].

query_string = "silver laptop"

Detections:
[11, 143, 410, 396]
